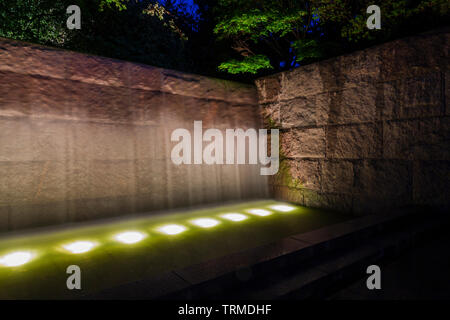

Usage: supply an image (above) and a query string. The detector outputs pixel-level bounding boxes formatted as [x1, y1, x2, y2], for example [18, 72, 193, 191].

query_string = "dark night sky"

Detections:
[160, 0, 199, 17]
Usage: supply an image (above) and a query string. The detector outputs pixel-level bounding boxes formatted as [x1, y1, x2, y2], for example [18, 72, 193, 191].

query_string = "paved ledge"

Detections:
[174, 238, 311, 286]
[88, 209, 415, 299]
[86, 271, 190, 300]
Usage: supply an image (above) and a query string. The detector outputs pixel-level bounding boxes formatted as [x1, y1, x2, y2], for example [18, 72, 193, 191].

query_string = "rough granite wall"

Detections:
[0, 38, 267, 232]
[256, 29, 449, 215]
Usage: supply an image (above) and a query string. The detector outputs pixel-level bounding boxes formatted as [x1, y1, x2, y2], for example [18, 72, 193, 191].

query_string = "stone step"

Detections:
[88, 207, 446, 299]
[161, 209, 448, 300]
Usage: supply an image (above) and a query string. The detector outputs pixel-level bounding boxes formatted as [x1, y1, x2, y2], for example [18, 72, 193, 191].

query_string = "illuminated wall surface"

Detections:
[0, 37, 268, 232]
[1, 31, 448, 234]
[0, 201, 348, 299]
[256, 29, 450, 214]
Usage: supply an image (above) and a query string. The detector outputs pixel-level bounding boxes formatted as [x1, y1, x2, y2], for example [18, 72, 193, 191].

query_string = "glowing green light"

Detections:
[114, 231, 146, 244]
[0, 251, 34, 267]
[157, 224, 187, 235]
[62, 241, 97, 254]
[269, 204, 296, 212]
[190, 218, 220, 228]
[247, 209, 272, 216]
[220, 213, 248, 222]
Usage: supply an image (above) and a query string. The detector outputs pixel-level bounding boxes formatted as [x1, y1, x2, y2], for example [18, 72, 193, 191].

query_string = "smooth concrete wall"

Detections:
[0, 38, 268, 232]
[256, 29, 449, 215]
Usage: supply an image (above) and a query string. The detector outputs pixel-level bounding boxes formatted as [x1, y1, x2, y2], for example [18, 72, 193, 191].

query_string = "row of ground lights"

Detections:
[0, 204, 295, 268]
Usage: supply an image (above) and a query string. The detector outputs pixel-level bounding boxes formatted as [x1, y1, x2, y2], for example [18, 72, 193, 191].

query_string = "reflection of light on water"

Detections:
[114, 231, 146, 244]
[190, 218, 220, 228]
[247, 209, 272, 216]
[0, 202, 299, 268]
[63, 241, 96, 254]
[157, 224, 187, 235]
[220, 213, 248, 222]
[269, 205, 296, 212]
[0, 251, 33, 267]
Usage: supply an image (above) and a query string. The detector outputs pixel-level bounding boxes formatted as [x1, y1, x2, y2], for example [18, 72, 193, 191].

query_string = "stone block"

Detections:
[65, 51, 129, 88]
[271, 185, 304, 206]
[0, 38, 69, 79]
[281, 128, 326, 159]
[279, 159, 321, 191]
[255, 74, 282, 104]
[133, 91, 165, 125]
[260, 102, 281, 128]
[279, 63, 326, 99]
[224, 81, 259, 105]
[0, 71, 33, 116]
[333, 47, 382, 89]
[302, 189, 352, 213]
[280, 92, 330, 128]
[275, 45, 382, 100]
[383, 117, 450, 160]
[27, 76, 74, 119]
[383, 72, 443, 120]
[378, 32, 448, 82]
[160, 94, 210, 130]
[327, 85, 378, 125]
[326, 123, 382, 159]
[321, 160, 354, 194]
[354, 159, 412, 200]
[63, 79, 140, 124]
[161, 69, 257, 105]
[124, 61, 162, 92]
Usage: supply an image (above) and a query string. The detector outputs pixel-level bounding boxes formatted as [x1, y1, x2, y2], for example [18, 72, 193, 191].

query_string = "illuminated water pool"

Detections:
[0, 200, 350, 299]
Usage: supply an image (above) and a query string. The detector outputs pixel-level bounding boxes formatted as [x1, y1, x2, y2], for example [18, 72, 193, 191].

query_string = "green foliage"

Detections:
[1, 0, 447, 79]
[0, 0, 197, 72]
[291, 39, 322, 62]
[213, 0, 449, 75]
[214, 9, 308, 42]
[0, 0, 69, 44]
[99, 0, 129, 11]
[213, 0, 320, 74]
[316, 0, 449, 42]
[218, 55, 272, 74]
